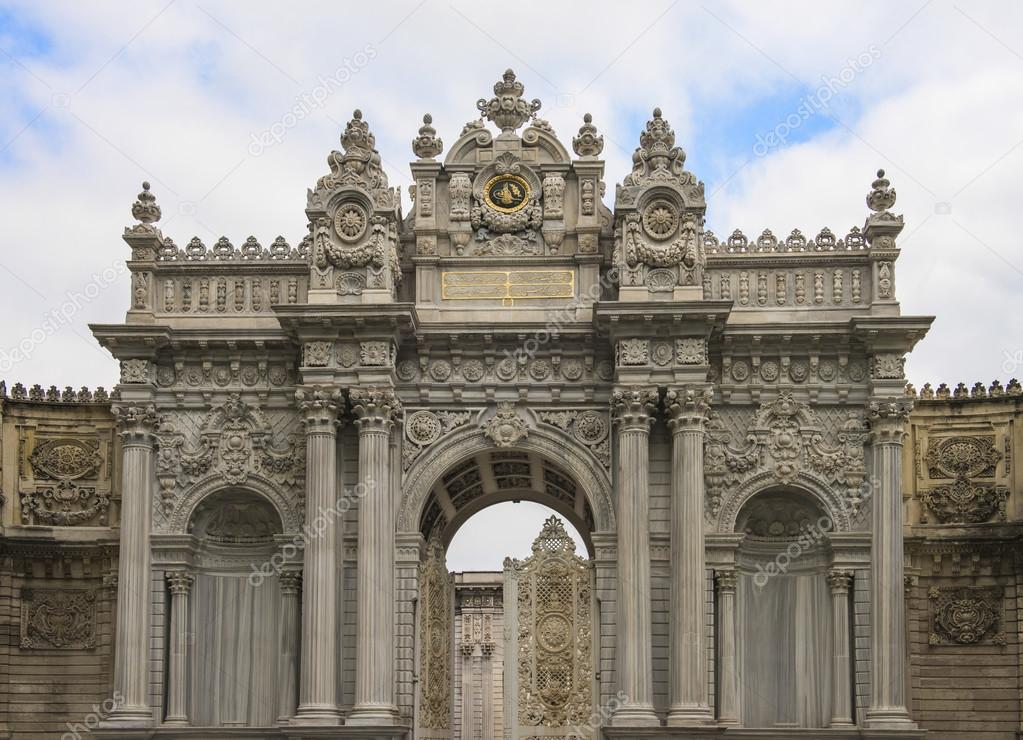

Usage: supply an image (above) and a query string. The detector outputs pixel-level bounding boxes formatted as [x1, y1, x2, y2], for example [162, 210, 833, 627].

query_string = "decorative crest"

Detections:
[531, 515, 576, 554]
[131, 181, 161, 225]
[867, 168, 897, 213]
[476, 69, 541, 133]
[412, 113, 444, 159]
[573, 113, 604, 157]
[481, 401, 528, 447]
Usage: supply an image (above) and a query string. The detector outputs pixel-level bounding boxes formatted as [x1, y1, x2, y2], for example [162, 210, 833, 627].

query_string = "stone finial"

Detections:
[341, 108, 374, 152]
[867, 169, 897, 213]
[412, 113, 443, 159]
[573, 113, 604, 157]
[476, 69, 541, 133]
[622, 107, 694, 190]
[920, 382, 934, 399]
[131, 181, 161, 225]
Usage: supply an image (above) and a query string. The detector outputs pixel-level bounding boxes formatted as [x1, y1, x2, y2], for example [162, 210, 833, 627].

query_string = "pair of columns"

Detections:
[610, 386, 713, 727]
[292, 386, 401, 726]
[711, 566, 854, 727]
[608, 387, 915, 729]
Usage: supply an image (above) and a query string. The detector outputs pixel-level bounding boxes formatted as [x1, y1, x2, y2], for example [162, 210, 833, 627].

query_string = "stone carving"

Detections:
[449, 172, 472, 221]
[920, 478, 1008, 524]
[538, 409, 610, 468]
[21, 589, 97, 649]
[872, 353, 905, 379]
[476, 69, 541, 133]
[928, 586, 1006, 646]
[412, 113, 443, 159]
[403, 410, 471, 471]
[878, 261, 893, 298]
[303, 341, 332, 367]
[22, 439, 107, 526]
[417, 534, 452, 730]
[482, 401, 528, 448]
[926, 436, 1001, 479]
[618, 338, 649, 366]
[542, 175, 565, 218]
[334, 203, 368, 242]
[573, 113, 603, 157]
[676, 337, 706, 365]
[508, 517, 593, 729]
[360, 340, 391, 367]
[706, 393, 869, 521]
[120, 359, 150, 384]
[130, 181, 161, 227]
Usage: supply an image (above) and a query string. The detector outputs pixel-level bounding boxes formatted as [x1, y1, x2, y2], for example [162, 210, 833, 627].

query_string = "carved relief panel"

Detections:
[418, 536, 454, 737]
[19, 432, 112, 527]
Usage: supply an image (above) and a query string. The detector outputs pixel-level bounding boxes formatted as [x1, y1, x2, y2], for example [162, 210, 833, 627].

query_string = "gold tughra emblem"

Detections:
[483, 174, 530, 213]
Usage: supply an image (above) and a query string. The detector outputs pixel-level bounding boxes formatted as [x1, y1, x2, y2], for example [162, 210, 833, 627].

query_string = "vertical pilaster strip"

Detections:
[665, 386, 714, 725]
[609, 386, 659, 727]
[865, 398, 916, 728]
[107, 403, 157, 726]
[828, 569, 854, 727]
[163, 572, 193, 725]
[714, 569, 739, 725]
[293, 387, 343, 725]
[348, 386, 401, 725]
[277, 571, 302, 722]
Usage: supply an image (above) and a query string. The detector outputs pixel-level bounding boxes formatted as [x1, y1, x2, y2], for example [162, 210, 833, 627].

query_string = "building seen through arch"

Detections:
[1, 69, 1021, 740]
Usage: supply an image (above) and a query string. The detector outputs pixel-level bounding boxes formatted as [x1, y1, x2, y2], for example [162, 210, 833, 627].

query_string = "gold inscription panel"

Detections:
[441, 270, 575, 306]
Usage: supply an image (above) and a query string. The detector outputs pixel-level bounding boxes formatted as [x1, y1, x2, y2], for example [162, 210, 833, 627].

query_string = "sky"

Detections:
[1, 1, 1022, 563]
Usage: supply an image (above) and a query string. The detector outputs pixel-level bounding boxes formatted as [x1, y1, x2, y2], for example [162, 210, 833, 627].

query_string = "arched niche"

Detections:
[732, 486, 836, 730]
[716, 470, 851, 534]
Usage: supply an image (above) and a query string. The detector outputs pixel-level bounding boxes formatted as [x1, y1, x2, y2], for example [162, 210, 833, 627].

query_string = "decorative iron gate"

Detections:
[504, 517, 596, 740]
[417, 533, 454, 739]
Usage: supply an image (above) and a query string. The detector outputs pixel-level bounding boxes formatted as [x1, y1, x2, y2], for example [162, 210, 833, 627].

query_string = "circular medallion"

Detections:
[156, 366, 176, 387]
[483, 174, 530, 214]
[429, 360, 451, 381]
[529, 359, 551, 381]
[789, 360, 808, 383]
[595, 360, 613, 382]
[731, 359, 750, 382]
[185, 366, 203, 386]
[496, 356, 518, 381]
[240, 365, 259, 386]
[396, 360, 418, 382]
[651, 341, 673, 366]
[848, 362, 867, 382]
[406, 411, 442, 446]
[561, 359, 583, 381]
[333, 203, 368, 243]
[461, 359, 485, 382]
[213, 366, 231, 386]
[337, 344, 358, 368]
[642, 199, 680, 240]
[268, 365, 288, 386]
[818, 360, 837, 381]
[536, 613, 572, 653]
[760, 360, 779, 382]
[573, 410, 609, 445]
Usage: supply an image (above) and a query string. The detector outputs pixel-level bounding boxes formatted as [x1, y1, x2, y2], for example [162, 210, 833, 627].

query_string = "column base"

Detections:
[830, 718, 856, 728]
[666, 705, 714, 726]
[346, 703, 400, 726]
[161, 716, 190, 727]
[100, 706, 153, 727]
[609, 704, 660, 727]
[864, 706, 918, 730]
[290, 704, 343, 726]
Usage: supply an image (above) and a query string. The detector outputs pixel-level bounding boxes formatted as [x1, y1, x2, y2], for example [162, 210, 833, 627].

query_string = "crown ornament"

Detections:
[476, 69, 541, 133]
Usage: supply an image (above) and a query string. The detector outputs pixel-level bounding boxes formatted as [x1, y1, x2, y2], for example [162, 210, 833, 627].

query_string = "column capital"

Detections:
[611, 385, 658, 431]
[866, 397, 912, 444]
[664, 385, 712, 431]
[112, 402, 158, 446]
[165, 571, 194, 595]
[827, 569, 854, 594]
[714, 568, 737, 594]
[279, 570, 303, 595]
[350, 386, 402, 432]
[296, 386, 344, 431]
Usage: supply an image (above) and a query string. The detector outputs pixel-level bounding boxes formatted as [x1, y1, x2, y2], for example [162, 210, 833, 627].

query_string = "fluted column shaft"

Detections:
[164, 572, 193, 725]
[610, 387, 659, 726]
[866, 399, 916, 728]
[108, 403, 157, 725]
[666, 387, 714, 725]
[293, 388, 343, 725]
[277, 571, 302, 722]
[349, 387, 401, 725]
[828, 570, 854, 727]
[715, 569, 739, 725]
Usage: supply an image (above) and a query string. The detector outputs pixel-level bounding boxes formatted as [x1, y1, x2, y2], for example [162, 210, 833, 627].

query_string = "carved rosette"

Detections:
[403, 409, 472, 471]
[664, 386, 712, 432]
[349, 387, 402, 433]
[611, 386, 658, 431]
[537, 409, 610, 469]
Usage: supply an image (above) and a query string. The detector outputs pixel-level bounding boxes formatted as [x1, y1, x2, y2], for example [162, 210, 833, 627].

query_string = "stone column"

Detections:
[665, 387, 714, 725]
[865, 399, 916, 728]
[609, 387, 659, 726]
[277, 571, 302, 723]
[715, 569, 739, 726]
[107, 403, 157, 726]
[348, 387, 401, 725]
[293, 388, 343, 725]
[164, 572, 193, 726]
[828, 569, 854, 727]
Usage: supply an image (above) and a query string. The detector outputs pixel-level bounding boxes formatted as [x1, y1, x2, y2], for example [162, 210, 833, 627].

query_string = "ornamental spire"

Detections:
[131, 181, 161, 226]
[476, 69, 541, 133]
[412, 113, 443, 159]
[573, 113, 604, 157]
